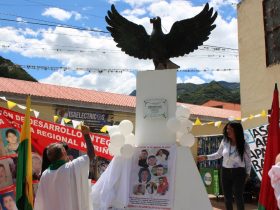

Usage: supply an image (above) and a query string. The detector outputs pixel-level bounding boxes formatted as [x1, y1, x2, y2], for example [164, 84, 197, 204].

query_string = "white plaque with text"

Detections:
[144, 98, 168, 119]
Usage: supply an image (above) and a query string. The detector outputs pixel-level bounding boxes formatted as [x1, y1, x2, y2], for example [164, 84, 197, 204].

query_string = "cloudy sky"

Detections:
[0, 0, 240, 94]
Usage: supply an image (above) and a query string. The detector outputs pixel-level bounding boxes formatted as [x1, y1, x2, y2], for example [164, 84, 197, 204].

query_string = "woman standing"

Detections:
[197, 121, 251, 210]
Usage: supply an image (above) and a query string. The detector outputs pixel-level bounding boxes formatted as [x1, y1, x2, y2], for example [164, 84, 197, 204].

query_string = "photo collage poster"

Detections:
[128, 145, 176, 210]
[0, 127, 37, 210]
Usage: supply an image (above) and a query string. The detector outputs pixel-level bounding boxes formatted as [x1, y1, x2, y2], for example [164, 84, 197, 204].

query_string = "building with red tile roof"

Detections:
[0, 76, 243, 143]
[202, 100, 241, 111]
[0, 77, 135, 112]
[0, 77, 240, 122]
[0, 77, 243, 159]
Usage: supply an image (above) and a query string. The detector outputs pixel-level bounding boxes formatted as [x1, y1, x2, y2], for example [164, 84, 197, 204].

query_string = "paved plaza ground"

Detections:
[209, 195, 258, 210]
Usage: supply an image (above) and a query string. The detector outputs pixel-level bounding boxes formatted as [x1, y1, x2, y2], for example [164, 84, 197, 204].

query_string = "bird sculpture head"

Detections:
[105, 4, 217, 70]
[150, 17, 162, 33]
[150, 16, 161, 24]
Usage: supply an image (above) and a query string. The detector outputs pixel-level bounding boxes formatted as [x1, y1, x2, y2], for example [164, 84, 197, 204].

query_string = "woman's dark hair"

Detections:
[138, 168, 151, 183]
[223, 121, 245, 160]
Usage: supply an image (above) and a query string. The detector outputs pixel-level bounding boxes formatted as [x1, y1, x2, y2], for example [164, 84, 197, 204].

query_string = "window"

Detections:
[263, 0, 280, 66]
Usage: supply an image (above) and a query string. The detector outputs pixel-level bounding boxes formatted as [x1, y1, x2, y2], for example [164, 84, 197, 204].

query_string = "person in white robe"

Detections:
[34, 125, 95, 210]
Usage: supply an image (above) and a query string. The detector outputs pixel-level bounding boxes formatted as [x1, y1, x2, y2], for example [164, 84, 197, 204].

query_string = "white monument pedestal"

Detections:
[136, 70, 177, 145]
[135, 70, 212, 210]
[174, 147, 212, 210]
[92, 70, 212, 210]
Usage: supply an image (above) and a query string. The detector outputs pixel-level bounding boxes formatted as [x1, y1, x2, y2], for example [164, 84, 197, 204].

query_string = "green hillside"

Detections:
[130, 81, 240, 105]
[177, 81, 240, 104]
[0, 56, 37, 82]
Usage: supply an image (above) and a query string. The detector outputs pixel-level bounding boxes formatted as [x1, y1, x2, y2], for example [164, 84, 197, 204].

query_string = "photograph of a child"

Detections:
[147, 155, 157, 168]
[138, 168, 151, 184]
[0, 159, 13, 189]
[1, 129, 19, 156]
[146, 182, 157, 194]
[133, 184, 145, 195]
[0, 191, 18, 210]
[151, 164, 168, 177]
[155, 149, 169, 165]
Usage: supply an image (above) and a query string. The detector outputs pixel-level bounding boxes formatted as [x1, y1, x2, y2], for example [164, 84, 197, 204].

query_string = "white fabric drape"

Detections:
[91, 156, 132, 210]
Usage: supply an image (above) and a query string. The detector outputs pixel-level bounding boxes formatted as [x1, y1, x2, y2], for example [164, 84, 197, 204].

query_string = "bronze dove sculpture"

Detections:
[105, 4, 217, 70]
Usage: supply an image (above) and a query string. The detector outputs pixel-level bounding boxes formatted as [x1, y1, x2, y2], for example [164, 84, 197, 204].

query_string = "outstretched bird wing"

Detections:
[105, 5, 151, 59]
[166, 3, 217, 58]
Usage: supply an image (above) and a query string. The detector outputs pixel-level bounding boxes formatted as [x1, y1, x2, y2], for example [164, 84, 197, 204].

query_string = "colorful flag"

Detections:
[258, 84, 280, 210]
[16, 95, 33, 210]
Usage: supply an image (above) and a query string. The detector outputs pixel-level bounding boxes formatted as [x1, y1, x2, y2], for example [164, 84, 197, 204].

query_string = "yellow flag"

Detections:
[261, 110, 266, 117]
[64, 118, 71, 123]
[100, 125, 108, 133]
[76, 125, 81, 130]
[16, 96, 33, 209]
[7, 100, 17, 109]
[194, 118, 202, 126]
[53, 115, 59, 122]
[249, 114, 254, 120]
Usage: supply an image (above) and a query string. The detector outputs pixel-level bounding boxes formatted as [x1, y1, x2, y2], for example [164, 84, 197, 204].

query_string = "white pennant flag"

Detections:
[0, 96, 7, 101]
[33, 110, 40, 118]
[61, 118, 65, 126]
[214, 121, 222, 127]
[254, 114, 261, 118]
[17, 104, 26, 110]
[72, 120, 82, 129]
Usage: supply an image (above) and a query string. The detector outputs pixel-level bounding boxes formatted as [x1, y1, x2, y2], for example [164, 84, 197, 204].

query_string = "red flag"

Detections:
[258, 84, 280, 210]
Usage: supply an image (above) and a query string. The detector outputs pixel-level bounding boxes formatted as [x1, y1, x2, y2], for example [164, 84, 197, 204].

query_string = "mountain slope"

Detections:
[130, 81, 240, 105]
[177, 81, 240, 104]
[0, 56, 37, 82]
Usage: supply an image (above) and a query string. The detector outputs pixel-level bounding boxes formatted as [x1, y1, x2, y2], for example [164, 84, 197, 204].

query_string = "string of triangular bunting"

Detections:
[193, 109, 267, 127]
[0, 96, 268, 130]
[0, 96, 83, 129]
[100, 110, 268, 132]
[0, 96, 40, 118]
